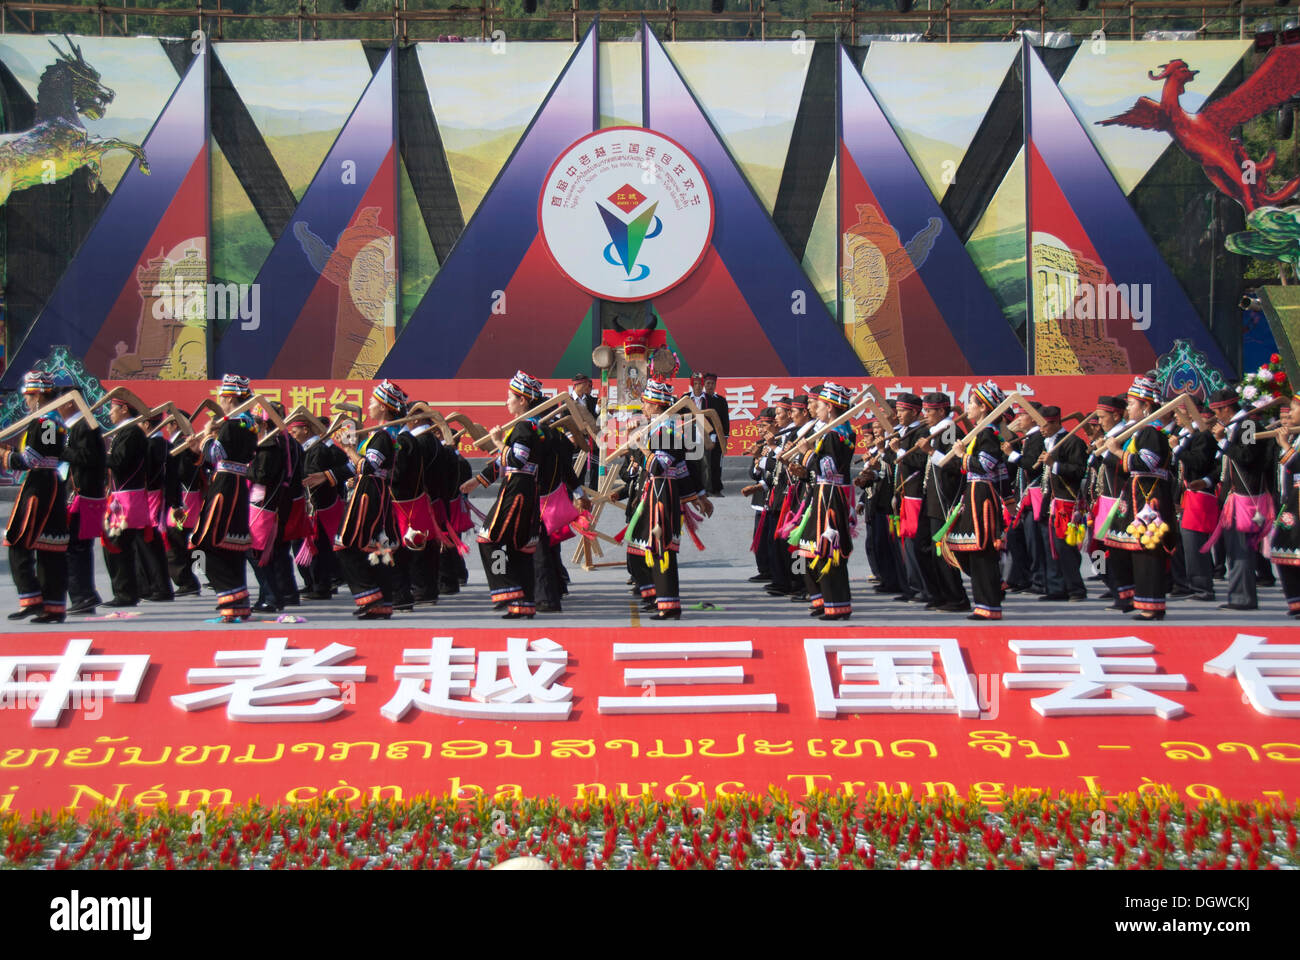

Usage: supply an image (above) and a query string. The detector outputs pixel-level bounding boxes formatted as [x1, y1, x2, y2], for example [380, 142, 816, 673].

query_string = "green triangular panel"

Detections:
[551, 303, 597, 378]
[399, 157, 438, 333]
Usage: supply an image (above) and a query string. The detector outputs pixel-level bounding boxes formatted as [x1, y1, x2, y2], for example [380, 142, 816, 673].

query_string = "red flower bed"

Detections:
[3, 789, 1297, 870]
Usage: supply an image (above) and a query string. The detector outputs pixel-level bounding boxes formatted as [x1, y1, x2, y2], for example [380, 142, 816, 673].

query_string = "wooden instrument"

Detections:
[1090, 394, 1199, 453]
[0, 389, 97, 445]
[605, 397, 722, 462]
[1042, 412, 1098, 464]
[939, 392, 1047, 467]
[169, 393, 285, 455]
[779, 386, 892, 463]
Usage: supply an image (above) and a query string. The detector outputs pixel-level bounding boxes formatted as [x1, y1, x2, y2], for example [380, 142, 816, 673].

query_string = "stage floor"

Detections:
[3, 492, 1296, 631]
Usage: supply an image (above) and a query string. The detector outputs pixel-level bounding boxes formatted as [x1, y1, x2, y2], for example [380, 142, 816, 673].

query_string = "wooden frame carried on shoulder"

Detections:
[0, 390, 96, 445]
[940, 392, 1047, 467]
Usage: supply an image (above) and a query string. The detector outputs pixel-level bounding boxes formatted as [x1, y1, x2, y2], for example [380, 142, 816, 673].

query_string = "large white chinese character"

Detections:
[1205, 633, 1300, 717]
[382, 636, 572, 721]
[0, 638, 149, 727]
[598, 640, 777, 714]
[723, 385, 758, 423]
[760, 383, 794, 408]
[1005, 637, 1188, 719]
[804, 637, 980, 718]
[171, 636, 365, 722]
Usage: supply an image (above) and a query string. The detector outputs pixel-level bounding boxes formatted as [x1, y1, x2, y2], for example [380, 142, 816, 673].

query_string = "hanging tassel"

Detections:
[625, 487, 648, 543]
[684, 510, 706, 551]
[932, 502, 964, 554]
[937, 537, 962, 571]
[787, 504, 814, 547]
[613, 524, 628, 544]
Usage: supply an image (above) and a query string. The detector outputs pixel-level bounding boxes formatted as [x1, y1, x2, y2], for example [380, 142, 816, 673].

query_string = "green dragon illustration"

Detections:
[0, 35, 150, 205]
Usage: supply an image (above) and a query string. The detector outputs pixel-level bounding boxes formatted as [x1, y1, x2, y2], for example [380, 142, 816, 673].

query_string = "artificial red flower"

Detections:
[1272, 353, 1282, 364]
[1276, 371, 1288, 385]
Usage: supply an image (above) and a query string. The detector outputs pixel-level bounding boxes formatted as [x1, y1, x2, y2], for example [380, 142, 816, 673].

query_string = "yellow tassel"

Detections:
[644, 550, 652, 568]
[659, 551, 670, 573]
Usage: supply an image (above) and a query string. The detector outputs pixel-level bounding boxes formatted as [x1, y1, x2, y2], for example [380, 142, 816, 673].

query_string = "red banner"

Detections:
[1, 624, 1297, 817]
[102, 376, 1136, 458]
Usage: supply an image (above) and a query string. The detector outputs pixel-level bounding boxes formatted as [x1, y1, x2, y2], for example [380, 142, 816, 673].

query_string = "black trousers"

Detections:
[338, 546, 394, 614]
[922, 516, 968, 607]
[534, 538, 564, 608]
[166, 526, 200, 593]
[1106, 547, 1135, 609]
[1005, 521, 1031, 589]
[251, 542, 297, 607]
[10, 545, 67, 615]
[958, 549, 1002, 619]
[902, 533, 931, 601]
[1045, 523, 1085, 598]
[479, 540, 535, 615]
[408, 544, 441, 603]
[296, 524, 339, 595]
[133, 527, 172, 600]
[752, 511, 771, 576]
[204, 545, 250, 618]
[913, 516, 945, 603]
[439, 544, 468, 592]
[66, 533, 100, 609]
[1023, 514, 1047, 592]
[629, 550, 656, 602]
[765, 508, 793, 592]
[1280, 565, 1300, 613]
[707, 444, 723, 495]
[1180, 528, 1214, 599]
[105, 529, 166, 603]
[866, 510, 904, 592]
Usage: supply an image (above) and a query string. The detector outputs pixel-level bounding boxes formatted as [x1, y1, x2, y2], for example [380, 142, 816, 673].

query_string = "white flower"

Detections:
[1242, 385, 1259, 401]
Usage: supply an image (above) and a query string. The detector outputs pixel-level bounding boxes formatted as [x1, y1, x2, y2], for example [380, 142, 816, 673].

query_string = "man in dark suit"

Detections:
[700, 373, 729, 496]
[569, 374, 600, 491]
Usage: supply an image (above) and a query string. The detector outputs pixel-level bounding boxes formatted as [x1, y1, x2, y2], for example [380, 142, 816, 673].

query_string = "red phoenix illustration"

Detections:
[1099, 47, 1300, 212]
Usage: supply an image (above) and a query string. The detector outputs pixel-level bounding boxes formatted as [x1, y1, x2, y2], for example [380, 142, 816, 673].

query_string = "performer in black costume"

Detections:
[1102, 376, 1175, 621]
[624, 377, 714, 620]
[2, 371, 69, 623]
[788, 383, 856, 620]
[945, 381, 1011, 621]
[184, 374, 257, 622]
[334, 380, 406, 620]
[463, 371, 547, 620]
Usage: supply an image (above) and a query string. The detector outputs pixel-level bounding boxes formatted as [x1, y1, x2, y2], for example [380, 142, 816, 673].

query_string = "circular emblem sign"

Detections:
[538, 127, 714, 302]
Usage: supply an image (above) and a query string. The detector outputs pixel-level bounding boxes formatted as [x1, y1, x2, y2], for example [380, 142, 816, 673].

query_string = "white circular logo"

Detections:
[538, 127, 714, 302]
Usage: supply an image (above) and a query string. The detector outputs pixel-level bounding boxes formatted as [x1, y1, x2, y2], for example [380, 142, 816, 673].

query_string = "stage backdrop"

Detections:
[4, 32, 1287, 386]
